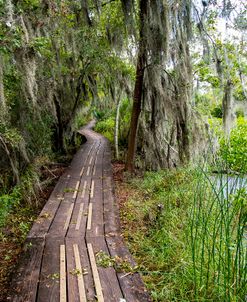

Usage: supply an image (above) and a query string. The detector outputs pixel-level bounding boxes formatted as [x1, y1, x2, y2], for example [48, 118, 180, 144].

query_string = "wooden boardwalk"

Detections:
[10, 121, 151, 302]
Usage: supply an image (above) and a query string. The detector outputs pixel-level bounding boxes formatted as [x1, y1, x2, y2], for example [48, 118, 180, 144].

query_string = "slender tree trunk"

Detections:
[54, 94, 65, 152]
[114, 95, 121, 160]
[223, 79, 235, 138]
[125, 0, 148, 172]
[0, 55, 6, 110]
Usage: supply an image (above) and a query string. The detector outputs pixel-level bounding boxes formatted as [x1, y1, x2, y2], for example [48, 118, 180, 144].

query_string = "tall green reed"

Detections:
[190, 165, 247, 301]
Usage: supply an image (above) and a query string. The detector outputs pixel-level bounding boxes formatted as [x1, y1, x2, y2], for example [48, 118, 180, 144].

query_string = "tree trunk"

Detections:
[114, 96, 121, 160]
[0, 55, 6, 110]
[136, 1, 207, 170]
[125, 0, 148, 172]
[53, 94, 65, 153]
[223, 79, 235, 138]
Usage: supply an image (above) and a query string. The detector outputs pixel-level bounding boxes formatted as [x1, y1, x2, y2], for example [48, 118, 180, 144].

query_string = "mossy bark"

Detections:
[135, 1, 207, 170]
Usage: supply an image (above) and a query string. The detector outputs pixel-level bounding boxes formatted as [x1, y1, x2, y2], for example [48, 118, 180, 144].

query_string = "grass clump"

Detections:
[120, 168, 247, 301]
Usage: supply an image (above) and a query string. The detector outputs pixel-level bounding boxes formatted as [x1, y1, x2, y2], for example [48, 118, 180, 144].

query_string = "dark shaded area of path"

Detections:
[10, 121, 150, 302]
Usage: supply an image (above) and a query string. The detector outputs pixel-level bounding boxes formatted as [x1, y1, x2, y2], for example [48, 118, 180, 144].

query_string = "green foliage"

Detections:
[220, 118, 247, 173]
[72, 109, 90, 130]
[29, 37, 52, 57]
[0, 187, 21, 227]
[122, 169, 196, 301]
[122, 168, 247, 301]
[94, 98, 131, 150]
[18, 166, 40, 203]
[17, 0, 41, 11]
[195, 62, 220, 88]
[194, 92, 216, 116]
[119, 98, 131, 147]
[95, 117, 115, 143]
[0, 122, 22, 149]
[25, 111, 53, 157]
[190, 171, 247, 301]
[233, 86, 247, 102]
[210, 104, 223, 118]
[0, 164, 40, 228]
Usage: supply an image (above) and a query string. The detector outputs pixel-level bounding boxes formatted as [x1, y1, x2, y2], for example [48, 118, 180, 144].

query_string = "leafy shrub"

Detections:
[211, 105, 222, 118]
[95, 98, 131, 148]
[220, 117, 247, 173]
[95, 117, 115, 143]
[0, 187, 21, 227]
[26, 111, 53, 157]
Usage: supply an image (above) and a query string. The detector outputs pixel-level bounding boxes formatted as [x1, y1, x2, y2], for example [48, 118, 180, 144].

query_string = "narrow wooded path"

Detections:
[10, 121, 150, 302]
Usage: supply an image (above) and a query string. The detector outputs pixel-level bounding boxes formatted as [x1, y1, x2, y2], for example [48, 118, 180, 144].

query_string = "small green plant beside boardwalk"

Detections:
[120, 168, 246, 301]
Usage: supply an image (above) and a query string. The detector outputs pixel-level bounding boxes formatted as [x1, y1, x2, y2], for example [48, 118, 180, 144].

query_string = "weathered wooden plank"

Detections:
[92, 164, 103, 179]
[63, 178, 80, 203]
[75, 203, 84, 231]
[86, 178, 104, 238]
[87, 243, 104, 302]
[80, 180, 87, 199]
[106, 235, 151, 301]
[103, 176, 121, 235]
[48, 176, 69, 200]
[87, 203, 93, 231]
[37, 238, 64, 302]
[118, 272, 151, 302]
[67, 180, 91, 238]
[73, 244, 87, 301]
[66, 238, 95, 302]
[10, 238, 45, 302]
[87, 237, 124, 302]
[48, 200, 74, 237]
[27, 198, 61, 239]
[90, 180, 95, 198]
[73, 180, 80, 199]
[102, 149, 113, 178]
[60, 245, 67, 302]
[63, 203, 74, 231]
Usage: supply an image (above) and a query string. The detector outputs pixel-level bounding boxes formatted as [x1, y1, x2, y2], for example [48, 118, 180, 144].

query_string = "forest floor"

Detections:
[0, 164, 66, 302]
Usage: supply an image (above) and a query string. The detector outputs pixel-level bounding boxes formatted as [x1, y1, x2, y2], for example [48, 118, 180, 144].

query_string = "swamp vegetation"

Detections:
[0, 0, 246, 301]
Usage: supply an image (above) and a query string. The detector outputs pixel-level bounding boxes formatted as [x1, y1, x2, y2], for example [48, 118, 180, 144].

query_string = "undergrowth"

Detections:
[120, 168, 247, 301]
[0, 161, 65, 301]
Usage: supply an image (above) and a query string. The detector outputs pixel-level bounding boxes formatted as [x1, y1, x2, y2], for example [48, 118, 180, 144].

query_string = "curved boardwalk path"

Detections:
[10, 121, 151, 302]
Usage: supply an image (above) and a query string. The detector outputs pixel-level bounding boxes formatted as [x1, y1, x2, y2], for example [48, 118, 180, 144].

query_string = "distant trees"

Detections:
[0, 0, 133, 188]
[0, 0, 246, 187]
